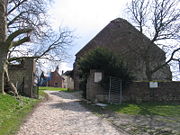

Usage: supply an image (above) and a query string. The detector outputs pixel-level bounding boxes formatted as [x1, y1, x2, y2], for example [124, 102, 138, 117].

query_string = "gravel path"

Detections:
[17, 91, 126, 135]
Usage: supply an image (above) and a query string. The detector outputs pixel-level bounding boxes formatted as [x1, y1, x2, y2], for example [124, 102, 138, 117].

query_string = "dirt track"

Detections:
[17, 91, 126, 135]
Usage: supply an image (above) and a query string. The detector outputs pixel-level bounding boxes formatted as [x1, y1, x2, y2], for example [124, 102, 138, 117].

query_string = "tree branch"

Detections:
[151, 47, 180, 73]
[8, 56, 39, 62]
[7, 0, 28, 15]
[10, 36, 30, 48]
[6, 28, 32, 43]
[7, 11, 26, 26]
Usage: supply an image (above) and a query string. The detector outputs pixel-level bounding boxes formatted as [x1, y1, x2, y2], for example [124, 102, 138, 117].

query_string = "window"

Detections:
[55, 83, 58, 87]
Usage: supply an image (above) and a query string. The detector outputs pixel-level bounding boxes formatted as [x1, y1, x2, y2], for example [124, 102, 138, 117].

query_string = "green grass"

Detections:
[39, 86, 68, 91]
[0, 92, 46, 135]
[106, 102, 180, 117]
[38, 86, 77, 93]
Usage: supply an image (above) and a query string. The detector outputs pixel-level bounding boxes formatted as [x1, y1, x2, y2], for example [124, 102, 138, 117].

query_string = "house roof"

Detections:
[75, 18, 165, 59]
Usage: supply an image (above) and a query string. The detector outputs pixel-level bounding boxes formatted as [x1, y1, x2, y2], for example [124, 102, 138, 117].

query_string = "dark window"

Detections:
[55, 83, 58, 87]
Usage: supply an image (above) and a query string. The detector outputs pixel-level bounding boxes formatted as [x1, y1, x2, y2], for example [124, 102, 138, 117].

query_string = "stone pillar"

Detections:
[86, 70, 104, 102]
[23, 58, 35, 97]
[73, 61, 80, 90]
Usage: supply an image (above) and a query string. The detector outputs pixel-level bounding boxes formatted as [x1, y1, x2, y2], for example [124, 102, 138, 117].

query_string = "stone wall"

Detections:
[62, 75, 74, 90]
[86, 70, 104, 102]
[73, 62, 80, 90]
[8, 58, 36, 98]
[85, 70, 180, 103]
[124, 81, 180, 102]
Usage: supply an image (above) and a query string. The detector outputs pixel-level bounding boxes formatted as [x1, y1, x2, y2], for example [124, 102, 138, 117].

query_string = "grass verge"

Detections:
[80, 101, 180, 135]
[81, 101, 180, 117]
[39, 86, 68, 91]
[106, 102, 180, 117]
[0, 92, 46, 135]
[38, 86, 77, 93]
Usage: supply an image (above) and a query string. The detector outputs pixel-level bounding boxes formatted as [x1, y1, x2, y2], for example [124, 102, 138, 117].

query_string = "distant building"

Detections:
[39, 66, 64, 88]
[62, 71, 74, 90]
[48, 66, 64, 87]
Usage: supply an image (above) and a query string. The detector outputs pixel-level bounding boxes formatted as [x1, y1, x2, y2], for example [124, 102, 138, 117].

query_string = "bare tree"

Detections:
[0, 0, 73, 94]
[126, 0, 180, 80]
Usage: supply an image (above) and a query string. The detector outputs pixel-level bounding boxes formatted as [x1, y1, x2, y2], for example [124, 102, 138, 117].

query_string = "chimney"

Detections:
[55, 66, 59, 72]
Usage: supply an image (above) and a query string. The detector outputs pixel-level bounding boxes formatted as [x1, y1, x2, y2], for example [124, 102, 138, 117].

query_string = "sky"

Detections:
[45, 0, 179, 80]
[47, 0, 129, 72]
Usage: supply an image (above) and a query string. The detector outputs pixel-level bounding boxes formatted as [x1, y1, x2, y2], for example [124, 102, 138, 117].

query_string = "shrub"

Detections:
[77, 47, 134, 97]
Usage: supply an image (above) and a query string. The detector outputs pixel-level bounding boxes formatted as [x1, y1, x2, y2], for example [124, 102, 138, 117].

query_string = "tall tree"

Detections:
[126, 0, 180, 80]
[0, 0, 72, 94]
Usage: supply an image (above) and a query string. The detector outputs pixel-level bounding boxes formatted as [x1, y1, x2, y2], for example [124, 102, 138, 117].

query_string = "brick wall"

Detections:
[123, 81, 180, 102]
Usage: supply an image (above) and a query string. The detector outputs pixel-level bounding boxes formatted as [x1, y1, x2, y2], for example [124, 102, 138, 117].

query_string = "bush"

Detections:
[78, 47, 134, 97]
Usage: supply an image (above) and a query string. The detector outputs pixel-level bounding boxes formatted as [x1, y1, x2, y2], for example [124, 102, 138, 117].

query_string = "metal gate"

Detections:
[108, 76, 123, 104]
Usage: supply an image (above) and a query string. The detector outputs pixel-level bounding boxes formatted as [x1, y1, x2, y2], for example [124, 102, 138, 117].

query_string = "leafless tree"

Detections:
[126, 0, 180, 80]
[0, 0, 73, 94]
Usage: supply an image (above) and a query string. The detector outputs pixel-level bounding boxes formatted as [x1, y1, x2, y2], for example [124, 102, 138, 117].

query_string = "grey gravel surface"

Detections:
[17, 91, 126, 135]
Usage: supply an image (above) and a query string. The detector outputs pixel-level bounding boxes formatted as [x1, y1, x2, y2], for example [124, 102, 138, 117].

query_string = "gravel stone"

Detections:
[17, 91, 126, 135]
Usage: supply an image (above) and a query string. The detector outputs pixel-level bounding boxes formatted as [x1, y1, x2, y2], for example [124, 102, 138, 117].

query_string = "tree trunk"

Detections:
[0, 0, 8, 94]
[0, 48, 8, 94]
[0, 0, 7, 41]
[4, 64, 18, 96]
[146, 70, 153, 81]
[0, 61, 5, 94]
[144, 55, 153, 81]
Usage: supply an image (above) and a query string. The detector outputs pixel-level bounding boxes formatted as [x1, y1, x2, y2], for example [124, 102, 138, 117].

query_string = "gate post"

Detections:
[108, 76, 111, 103]
[120, 79, 122, 104]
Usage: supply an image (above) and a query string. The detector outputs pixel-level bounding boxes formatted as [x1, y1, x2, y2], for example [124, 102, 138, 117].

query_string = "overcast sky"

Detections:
[47, 0, 130, 72]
